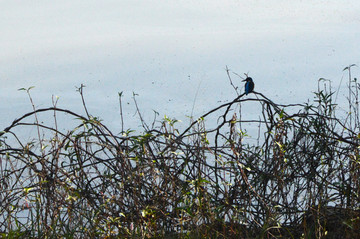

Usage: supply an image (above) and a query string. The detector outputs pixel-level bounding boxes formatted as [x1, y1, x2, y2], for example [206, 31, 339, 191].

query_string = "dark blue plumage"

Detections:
[243, 77, 254, 95]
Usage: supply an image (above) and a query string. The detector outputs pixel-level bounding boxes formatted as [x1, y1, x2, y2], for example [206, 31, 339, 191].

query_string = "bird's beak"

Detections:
[242, 79, 247, 82]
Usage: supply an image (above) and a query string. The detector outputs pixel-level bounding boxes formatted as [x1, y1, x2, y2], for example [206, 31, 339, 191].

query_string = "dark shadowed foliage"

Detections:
[1, 68, 360, 238]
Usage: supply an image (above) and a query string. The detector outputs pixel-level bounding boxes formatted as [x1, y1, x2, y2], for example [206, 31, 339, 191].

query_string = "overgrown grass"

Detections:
[1, 67, 360, 238]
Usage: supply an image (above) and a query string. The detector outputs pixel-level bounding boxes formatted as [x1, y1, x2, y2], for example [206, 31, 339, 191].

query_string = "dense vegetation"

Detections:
[1, 67, 359, 238]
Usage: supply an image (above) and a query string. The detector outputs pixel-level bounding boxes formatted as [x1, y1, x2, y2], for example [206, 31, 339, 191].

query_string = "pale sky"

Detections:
[1, 1, 360, 131]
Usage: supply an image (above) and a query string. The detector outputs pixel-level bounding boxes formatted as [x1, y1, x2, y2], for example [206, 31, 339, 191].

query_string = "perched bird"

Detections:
[243, 77, 254, 95]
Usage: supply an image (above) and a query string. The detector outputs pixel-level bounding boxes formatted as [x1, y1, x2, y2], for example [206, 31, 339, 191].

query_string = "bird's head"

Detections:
[242, 77, 253, 82]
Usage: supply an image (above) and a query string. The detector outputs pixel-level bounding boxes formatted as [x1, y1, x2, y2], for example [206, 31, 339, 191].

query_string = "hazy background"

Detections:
[1, 0, 360, 133]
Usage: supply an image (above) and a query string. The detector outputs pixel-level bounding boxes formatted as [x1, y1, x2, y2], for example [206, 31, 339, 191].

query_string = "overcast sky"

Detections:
[1, 1, 360, 131]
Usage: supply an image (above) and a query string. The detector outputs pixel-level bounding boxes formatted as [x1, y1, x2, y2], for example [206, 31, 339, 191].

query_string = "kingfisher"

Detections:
[243, 77, 254, 95]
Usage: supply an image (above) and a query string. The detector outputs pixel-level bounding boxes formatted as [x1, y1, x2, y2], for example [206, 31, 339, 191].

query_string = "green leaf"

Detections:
[23, 187, 33, 194]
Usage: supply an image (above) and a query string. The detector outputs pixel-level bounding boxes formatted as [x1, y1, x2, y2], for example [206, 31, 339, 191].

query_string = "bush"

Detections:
[1, 68, 360, 238]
